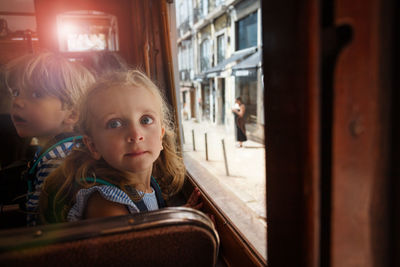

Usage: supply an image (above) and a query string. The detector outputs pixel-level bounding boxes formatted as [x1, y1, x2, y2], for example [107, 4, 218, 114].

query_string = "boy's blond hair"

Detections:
[4, 52, 95, 109]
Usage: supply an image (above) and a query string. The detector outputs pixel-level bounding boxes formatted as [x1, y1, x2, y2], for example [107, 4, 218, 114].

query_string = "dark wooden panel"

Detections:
[263, 0, 321, 266]
[331, 0, 394, 266]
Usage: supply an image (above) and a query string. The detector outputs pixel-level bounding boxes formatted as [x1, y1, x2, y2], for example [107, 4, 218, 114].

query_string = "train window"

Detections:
[1, 0, 267, 265]
[0, 0, 39, 60]
[173, 0, 265, 263]
[57, 10, 118, 52]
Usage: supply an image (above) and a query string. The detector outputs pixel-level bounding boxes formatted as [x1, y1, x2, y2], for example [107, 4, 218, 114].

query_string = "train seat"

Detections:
[0, 207, 219, 267]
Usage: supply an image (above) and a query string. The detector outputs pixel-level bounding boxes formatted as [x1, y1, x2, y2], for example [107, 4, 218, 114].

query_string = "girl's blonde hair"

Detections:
[40, 70, 185, 223]
[4, 51, 95, 109]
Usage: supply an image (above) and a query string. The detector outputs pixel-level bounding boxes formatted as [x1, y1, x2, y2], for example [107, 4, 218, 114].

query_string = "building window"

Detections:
[215, 0, 224, 7]
[236, 11, 257, 50]
[216, 34, 225, 64]
[200, 38, 211, 71]
[202, 0, 208, 16]
[178, 39, 193, 82]
[178, 46, 182, 71]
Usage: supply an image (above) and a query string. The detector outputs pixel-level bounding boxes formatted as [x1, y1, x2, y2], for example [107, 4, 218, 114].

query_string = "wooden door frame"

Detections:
[263, 0, 398, 266]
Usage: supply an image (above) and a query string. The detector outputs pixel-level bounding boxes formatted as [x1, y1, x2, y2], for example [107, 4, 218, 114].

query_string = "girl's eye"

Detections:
[107, 120, 123, 129]
[32, 91, 42, 98]
[141, 115, 154, 125]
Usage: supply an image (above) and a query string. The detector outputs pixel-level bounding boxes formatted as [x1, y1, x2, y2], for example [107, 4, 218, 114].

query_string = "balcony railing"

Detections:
[193, 0, 226, 24]
[178, 19, 191, 38]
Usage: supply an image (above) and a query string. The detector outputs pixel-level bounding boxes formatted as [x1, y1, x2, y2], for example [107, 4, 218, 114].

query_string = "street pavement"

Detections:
[181, 119, 267, 260]
[181, 119, 266, 220]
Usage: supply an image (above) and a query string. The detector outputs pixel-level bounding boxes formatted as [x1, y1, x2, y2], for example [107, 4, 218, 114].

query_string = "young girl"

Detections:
[40, 70, 201, 223]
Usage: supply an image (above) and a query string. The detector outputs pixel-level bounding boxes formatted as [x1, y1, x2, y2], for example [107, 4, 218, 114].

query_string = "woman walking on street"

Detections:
[232, 97, 247, 147]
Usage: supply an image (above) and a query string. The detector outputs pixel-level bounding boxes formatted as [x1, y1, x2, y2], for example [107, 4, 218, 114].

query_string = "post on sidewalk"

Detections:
[192, 129, 196, 151]
[205, 132, 208, 160]
[221, 139, 230, 176]
[182, 127, 185, 144]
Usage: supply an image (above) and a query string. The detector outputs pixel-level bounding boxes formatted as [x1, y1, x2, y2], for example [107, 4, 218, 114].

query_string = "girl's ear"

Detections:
[83, 135, 101, 160]
[160, 127, 165, 150]
[161, 126, 165, 139]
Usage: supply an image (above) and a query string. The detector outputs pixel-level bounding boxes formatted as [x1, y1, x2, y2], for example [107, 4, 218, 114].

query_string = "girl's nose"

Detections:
[127, 136, 144, 142]
[127, 126, 144, 143]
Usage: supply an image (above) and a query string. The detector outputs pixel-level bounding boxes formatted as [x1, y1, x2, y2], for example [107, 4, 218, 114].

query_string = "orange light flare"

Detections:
[58, 22, 77, 38]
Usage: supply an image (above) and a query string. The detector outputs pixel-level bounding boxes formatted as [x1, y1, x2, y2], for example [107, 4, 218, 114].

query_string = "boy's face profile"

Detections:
[83, 85, 165, 175]
[10, 87, 77, 142]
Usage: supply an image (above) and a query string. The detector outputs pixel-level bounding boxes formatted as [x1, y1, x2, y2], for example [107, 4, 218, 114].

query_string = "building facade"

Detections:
[176, 0, 263, 142]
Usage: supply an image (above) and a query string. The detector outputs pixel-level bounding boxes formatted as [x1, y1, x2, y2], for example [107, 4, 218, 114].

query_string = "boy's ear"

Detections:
[83, 135, 101, 160]
[63, 109, 79, 126]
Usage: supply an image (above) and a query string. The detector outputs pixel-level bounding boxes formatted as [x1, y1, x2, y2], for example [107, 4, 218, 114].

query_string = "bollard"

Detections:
[221, 139, 230, 176]
[192, 129, 196, 151]
[205, 132, 208, 160]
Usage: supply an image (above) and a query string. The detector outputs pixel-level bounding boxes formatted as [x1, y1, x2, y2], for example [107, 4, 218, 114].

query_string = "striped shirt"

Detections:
[67, 185, 159, 221]
[26, 140, 77, 226]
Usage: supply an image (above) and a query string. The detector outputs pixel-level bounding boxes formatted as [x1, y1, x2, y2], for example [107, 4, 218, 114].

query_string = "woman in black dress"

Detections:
[232, 97, 247, 147]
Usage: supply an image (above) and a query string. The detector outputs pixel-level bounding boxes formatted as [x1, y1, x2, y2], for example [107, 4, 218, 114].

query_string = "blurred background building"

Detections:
[175, 0, 263, 143]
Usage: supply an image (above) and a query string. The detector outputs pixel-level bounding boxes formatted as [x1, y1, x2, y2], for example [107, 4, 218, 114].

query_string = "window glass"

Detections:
[57, 11, 118, 52]
[200, 38, 211, 71]
[236, 11, 257, 50]
[0, 0, 39, 63]
[215, 0, 224, 7]
[202, 0, 208, 16]
[217, 34, 225, 64]
[174, 0, 266, 261]
[178, 40, 193, 81]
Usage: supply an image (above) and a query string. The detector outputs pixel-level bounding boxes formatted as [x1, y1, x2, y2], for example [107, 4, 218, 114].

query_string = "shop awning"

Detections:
[205, 47, 257, 75]
[232, 49, 262, 70]
[194, 74, 205, 82]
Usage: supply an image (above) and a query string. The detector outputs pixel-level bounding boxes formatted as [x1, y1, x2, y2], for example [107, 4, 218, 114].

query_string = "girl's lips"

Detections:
[125, 151, 146, 157]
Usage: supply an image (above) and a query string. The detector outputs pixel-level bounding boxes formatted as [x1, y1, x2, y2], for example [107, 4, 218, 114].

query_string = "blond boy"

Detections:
[5, 52, 95, 225]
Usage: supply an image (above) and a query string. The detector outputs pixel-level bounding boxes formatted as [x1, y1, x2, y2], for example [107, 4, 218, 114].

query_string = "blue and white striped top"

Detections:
[67, 185, 159, 221]
[26, 139, 77, 226]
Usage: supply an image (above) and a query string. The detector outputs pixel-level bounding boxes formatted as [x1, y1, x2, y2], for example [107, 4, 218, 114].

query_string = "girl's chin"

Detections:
[124, 166, 153, 174]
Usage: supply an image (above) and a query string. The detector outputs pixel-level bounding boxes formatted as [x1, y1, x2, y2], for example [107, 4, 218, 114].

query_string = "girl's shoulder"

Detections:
[67, 185, 139, 221]
[85, 190, 129, 218]
[76, 185, 135, 208]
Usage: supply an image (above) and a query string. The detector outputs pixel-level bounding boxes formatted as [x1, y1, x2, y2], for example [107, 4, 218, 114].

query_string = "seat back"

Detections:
[0, 207, 219, 267]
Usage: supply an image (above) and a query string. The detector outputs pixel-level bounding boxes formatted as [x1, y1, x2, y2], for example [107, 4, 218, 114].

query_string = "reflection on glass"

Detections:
[57, 10, 118, 52]
[66, 33, 106, 51]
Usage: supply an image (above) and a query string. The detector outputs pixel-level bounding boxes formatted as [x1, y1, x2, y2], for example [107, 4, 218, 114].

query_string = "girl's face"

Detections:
[84, 85, 165, 175]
